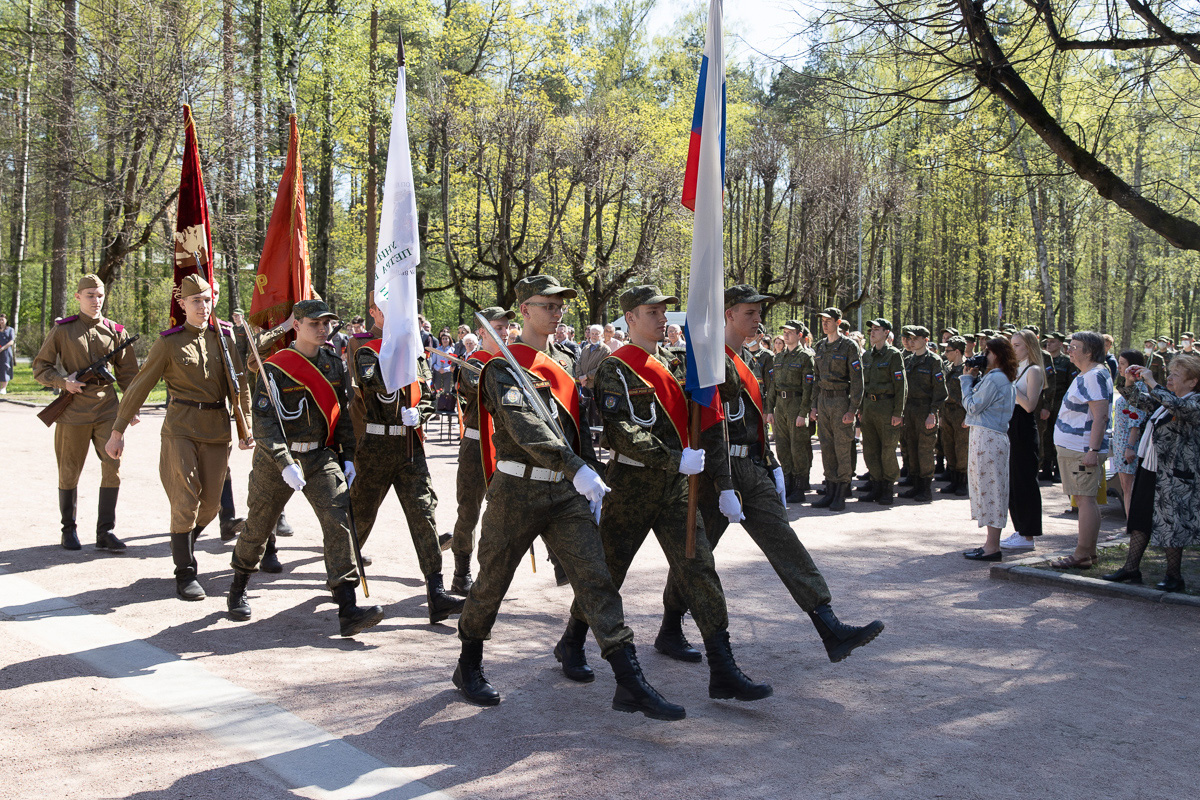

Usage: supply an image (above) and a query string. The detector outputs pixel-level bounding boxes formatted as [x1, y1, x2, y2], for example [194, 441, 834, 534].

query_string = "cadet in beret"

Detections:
[34, 273, 141, 552]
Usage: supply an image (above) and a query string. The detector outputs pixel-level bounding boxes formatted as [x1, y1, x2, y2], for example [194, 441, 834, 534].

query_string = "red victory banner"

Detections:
[250, 113, 312, 340]
[170, 104, 217, 327]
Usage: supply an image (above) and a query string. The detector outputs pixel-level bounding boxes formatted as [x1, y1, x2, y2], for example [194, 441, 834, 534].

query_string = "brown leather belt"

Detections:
[866, 393, 894, 402]
[171, 397, 226, 411]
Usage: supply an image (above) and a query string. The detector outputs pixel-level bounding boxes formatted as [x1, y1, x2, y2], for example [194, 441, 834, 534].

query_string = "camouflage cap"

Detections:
[979, 329, 997, 338]
[900, 325, 916, 336]
[939, 326, 959, 337]
[944, 336, 967, 353]
[231, 307, 245, 316]
[77, 273, 104, 292]
[818, 306, 842, 320]
[1158, 336, 1173, 344]
[909, 325, 931, 339]
[838, 320, 851, 332]
[1043, 331, 1066, 342]
[724, 284, 773, 308]
[1001, 323, 1018, 332]
[478, 306, 516, 322]
[293, 298, 338, 320]
[516, 274, 577, 303]
[619, 284, 679, 313]
[1183, 332, 1195, 340]
[780, 319, 803, 332]
[867, 318, 892, 331]
[1024, 324, 1041, 336]
[178, 273, 211, 298]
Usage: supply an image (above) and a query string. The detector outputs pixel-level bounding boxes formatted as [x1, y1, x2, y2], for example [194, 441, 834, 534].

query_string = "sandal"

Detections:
[1049, 554, 1094, 570]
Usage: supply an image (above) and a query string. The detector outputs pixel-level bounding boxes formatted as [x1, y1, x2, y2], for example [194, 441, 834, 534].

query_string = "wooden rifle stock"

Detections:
[36, 334, 140, 427]
[37, 383, 85, 427]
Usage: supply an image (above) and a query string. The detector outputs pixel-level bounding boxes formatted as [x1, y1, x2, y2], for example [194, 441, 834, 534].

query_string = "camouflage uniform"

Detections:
[744, 344, 773, 400]
[765, 345, 814, 486]
[812, 334, 864, 485]
[452, 350, 488, 559]
[940, 358, 969, 474]
[902, 348, 947, 481]
[858, 341, 907, 485]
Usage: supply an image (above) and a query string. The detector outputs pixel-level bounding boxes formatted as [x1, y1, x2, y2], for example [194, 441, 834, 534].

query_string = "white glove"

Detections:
[773, 467, 786, 497]
[572, 465, 610, 524]
[343, 461, 356, 487]
[678, 447, 705, 475]
[401, 407, 421, 427]
[719, 489, 745, 523]
[281, 463, 306, 492]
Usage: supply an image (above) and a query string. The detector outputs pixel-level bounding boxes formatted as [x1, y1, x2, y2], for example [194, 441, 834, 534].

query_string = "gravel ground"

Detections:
[2, 402, 1197, 800]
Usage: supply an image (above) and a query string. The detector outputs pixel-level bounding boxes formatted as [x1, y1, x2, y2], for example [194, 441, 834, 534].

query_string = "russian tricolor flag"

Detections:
[683, 0, 726, 427]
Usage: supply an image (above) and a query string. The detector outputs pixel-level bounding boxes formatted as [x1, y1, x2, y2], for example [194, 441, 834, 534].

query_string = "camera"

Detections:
[965, 353, 988, 370]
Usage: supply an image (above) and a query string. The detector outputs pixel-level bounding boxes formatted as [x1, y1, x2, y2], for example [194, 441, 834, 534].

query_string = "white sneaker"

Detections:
[999, 532, 1035, 550]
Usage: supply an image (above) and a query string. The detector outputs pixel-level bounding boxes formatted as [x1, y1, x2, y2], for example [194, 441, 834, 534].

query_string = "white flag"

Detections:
[374, 62, 421, 393]
[684, 0, 726, 395]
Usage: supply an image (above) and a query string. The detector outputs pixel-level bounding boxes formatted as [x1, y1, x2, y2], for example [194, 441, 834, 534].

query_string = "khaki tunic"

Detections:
[902, 350, 948, 479]
[812, 335, 864, 483]
[860, 344, 907, 483]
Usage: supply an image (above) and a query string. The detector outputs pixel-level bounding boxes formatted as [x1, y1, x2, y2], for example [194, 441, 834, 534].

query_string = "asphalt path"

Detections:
[2, 403, 1196, 799]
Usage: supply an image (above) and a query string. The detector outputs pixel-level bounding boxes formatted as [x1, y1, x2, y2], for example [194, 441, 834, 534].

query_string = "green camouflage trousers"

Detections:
[860, 403, 902, 483]
[817, 390, 856, 483]
[233, 446, 358, 589]
[457, 471, 635, 657]
[349, 435, 443, 577]
[452, 435, 486, 557]
[773, 396, 812, 479]
[570, 462, 729, 639]
[663, 456, 831, 615]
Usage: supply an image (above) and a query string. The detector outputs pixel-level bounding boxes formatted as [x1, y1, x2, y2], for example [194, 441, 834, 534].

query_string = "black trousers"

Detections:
[1008, 405, 1043, 537]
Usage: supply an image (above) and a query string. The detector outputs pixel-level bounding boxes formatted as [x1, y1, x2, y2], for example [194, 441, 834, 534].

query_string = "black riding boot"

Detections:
[171, 531, 205, 601]
[704, 630, 773, 701]
[451, 551, 474, 595]
[653, 611, 702, 662]
[95, 487, 126, 551]
[857, 480, 881, 503]
[227, 570, 251, 620]
[426, 573, 466, 623]
[808, 604, 885, 663]
[59, 488, 80, 550]
[554, 617, 595, 682]
[332, 583, 384, 636]
[606, 644, 685, 721]
[261, 534, 283, 573]
[453, 638, 500, 706]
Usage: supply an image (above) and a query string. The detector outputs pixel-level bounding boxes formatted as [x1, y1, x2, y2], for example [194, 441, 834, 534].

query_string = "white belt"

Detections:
[729, 444, 750, 458]
[616, 454, 645, 467]
[463, 428, 480, 440]
[290, 441, 320, 453]
[365, 423, 407, 436]
[495, 460, 565, 482]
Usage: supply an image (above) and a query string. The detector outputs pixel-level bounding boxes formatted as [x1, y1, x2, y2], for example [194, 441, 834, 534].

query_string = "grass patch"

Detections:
[2, 361, 167, 405]
[1030, 543, 1200, 596]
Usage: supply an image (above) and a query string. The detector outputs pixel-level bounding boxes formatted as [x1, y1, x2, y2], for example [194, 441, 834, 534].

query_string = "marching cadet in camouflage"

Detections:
[1041, 332, 1072, 481]
[349, 302, 465, 625]
[34, 273, 141, 552]
[898, 326, 948, 503]
[856, 319, 906, 505]
[766, 320, 814, 502]
[660, 285, 884, 665]
[449, 307, 515, 595]
[454, 274, 683, 721]
[810, 307, 864, 511]
[938, 338, 970, 496]
[226, 299, 383, 637]
[555, 285, 771, 704]
[106, 275, 252, 600]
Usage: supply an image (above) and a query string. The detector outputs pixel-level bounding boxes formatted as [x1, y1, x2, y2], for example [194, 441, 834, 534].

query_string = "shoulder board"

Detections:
[159, 325, 184, 337]
[56, 315, 79, 325]
[102, 318, 125, 333]
[353, 331, 374, 339]
[216, 320, 235, 337]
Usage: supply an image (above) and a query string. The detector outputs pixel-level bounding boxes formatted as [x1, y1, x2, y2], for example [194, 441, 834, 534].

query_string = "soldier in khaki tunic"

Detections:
[449, 306, 515, 594]
[349, 302, 464, 624]
[106, 275, 252, 600]
[554, 285, 771, 704]
[765, 320, 814, 502]
[34, 274, 141, 551]
[810, 307, 863, 511]
[856, 319, 906, 505]
[898, 326, 948, 503]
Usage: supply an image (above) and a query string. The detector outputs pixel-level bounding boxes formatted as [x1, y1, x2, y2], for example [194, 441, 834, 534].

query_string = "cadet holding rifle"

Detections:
[106, 275, 252, 600]
[34, 274, 140, 552]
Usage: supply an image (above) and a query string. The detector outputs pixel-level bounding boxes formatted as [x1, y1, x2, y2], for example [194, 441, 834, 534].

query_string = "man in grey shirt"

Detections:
[576, 324, 611, 430]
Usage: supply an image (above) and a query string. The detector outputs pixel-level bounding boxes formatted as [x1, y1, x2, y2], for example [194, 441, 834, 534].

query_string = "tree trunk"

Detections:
[253, 0, 266, 249]
[50, 0, 78, 321]
[7, 0, 34, 326]
[221, 0, 240, 313]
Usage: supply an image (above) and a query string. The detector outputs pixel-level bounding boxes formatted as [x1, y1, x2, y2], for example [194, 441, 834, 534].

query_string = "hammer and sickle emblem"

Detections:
[256, 274, 268, 295]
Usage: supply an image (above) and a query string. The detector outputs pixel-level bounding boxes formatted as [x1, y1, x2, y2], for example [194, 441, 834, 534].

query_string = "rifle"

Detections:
[212, 315, 251, 442]
[38, 335, 140, 427]
[473, 311, 568, 445]
[424, 346, 482, 374]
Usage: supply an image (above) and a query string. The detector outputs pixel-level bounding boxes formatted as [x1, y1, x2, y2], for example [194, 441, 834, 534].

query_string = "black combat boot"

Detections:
[606, 644, 686, 721]
[451, 552, 474, 595]
[857, 480, 881, 503]
[786, 474, 807, 503]
[170, 531, 205, 601]
[275, 512, 293, 537]
[854, 475, 875, 494]
[808, 604, 885, 663]
[59, 488, 80, 550]
[796, 475, 811, 493]
[332, 583, 384, 636]
[227, 571, 251, 620]
[934, 454, 945, 479]
[426, 573, 466, 623]
[653, 611, 702, 662]
[829, 482, 847, 512]
[913, 477, 933, 503]
[877, 482, 894, 506]
[553, 617, 595, 682]
[899, 478, 921, 499]
[939, 471, 959, 494]
[453, 638, 500, 706]
[810, 482, 836, 508]
[261, 535, 283, 573]
[955, 471, 969, 497]
[704, 630, 773, 701]
[95, 487, 126, 552]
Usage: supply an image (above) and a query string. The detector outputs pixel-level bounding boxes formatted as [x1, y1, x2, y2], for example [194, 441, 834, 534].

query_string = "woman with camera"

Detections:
[1101, 354, 1200, 592]
[1050, 331, 1113, 570]
[1000, 330, 1046, 551]
[961, 338, 1018, 561]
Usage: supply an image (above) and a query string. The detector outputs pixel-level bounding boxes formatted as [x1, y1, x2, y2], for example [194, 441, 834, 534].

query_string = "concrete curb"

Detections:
[991, 559, 1200, 608]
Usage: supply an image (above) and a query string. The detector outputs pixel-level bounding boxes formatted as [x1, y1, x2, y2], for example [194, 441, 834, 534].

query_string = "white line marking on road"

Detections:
[0, 569, 454, 800]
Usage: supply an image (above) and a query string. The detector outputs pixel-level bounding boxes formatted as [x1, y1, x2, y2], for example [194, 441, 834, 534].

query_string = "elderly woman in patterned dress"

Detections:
[961, 337, 1019, 561]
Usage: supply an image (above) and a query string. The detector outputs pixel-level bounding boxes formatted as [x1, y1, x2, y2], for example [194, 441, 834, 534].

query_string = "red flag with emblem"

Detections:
[250, 114, 312, 340]
[170, 104, 217, 327]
